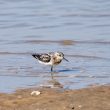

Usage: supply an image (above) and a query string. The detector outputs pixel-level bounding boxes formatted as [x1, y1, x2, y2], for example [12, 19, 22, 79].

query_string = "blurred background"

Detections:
[0, 0, 110, 93]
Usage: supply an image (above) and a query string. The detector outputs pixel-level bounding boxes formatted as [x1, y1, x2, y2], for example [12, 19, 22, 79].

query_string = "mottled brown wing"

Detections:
[32, 54, 51, 62]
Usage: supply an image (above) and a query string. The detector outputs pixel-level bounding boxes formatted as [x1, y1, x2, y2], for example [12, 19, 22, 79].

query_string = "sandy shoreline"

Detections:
[0, 85, 110, 110]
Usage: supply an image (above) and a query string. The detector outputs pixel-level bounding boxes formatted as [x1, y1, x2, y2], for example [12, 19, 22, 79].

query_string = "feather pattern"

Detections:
[32, 54, 51, 63]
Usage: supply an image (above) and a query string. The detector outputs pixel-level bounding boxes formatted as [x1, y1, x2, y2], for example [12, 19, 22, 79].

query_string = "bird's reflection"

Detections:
[48, 71, 63, 88]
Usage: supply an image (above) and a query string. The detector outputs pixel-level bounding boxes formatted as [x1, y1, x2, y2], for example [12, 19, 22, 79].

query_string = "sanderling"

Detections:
[32, 52, 68, 72]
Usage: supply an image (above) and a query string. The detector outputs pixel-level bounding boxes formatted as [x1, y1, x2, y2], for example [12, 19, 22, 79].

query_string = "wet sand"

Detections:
[0, 85, 109, 110]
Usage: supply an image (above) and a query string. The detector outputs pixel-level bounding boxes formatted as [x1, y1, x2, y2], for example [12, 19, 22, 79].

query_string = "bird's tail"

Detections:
[32, 54, 40, 59]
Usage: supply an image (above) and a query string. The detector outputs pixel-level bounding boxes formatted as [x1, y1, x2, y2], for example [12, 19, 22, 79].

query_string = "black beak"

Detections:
[63, 57, 69, 62]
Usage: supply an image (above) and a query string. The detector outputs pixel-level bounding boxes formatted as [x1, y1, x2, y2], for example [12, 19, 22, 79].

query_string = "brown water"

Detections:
[0, 0, 110, 93]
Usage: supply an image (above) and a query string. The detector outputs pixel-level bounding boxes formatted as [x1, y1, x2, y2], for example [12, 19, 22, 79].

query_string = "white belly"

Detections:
[38, 60, 52, 65]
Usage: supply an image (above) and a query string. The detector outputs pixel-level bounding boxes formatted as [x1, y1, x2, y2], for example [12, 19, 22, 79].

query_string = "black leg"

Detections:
[51, 66, 54, 79]
[51, 66, 53, 72]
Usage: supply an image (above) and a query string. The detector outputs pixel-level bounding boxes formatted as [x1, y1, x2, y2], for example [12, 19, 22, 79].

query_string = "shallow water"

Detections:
[0, 0, 110, 93]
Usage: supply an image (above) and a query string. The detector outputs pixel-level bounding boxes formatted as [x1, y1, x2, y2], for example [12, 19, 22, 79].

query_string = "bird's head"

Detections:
[55, 52, 69, 62]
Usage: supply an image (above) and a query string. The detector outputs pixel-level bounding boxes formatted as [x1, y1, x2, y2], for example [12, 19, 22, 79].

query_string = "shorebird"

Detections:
[32, 52, 69, 72]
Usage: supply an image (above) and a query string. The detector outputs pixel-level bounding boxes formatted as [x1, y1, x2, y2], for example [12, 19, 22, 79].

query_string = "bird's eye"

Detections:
[59, 54, 61, 57]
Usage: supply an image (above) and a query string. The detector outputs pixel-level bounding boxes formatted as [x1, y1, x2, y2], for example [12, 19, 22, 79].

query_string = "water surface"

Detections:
[0, 0, 110, 93]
